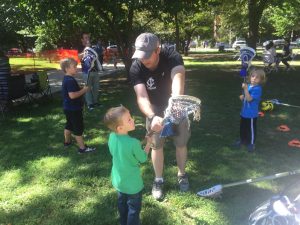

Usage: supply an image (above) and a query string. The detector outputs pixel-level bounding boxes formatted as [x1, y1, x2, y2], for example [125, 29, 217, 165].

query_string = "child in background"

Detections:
[103, 105, 151, 225]
[60, 58, 96, 154]
[237, 68, 266, 152]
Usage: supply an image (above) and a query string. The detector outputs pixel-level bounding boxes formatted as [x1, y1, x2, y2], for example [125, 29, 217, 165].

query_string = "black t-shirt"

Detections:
[129, 47, 184, 113]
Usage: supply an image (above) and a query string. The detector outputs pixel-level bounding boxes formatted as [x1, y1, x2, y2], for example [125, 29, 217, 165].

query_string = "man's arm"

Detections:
[134, 83, 163, 132]
[171, 65, 185, 96]
[134, 83, 155, 118]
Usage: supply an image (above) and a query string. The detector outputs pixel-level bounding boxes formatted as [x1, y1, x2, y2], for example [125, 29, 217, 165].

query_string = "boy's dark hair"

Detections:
[103, 105, 129, 132]
[60, 58, 78, 73]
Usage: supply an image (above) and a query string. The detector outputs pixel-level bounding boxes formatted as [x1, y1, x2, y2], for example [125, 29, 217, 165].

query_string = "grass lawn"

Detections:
[1, 52, 300, 225]
[9, 57, 60, 72]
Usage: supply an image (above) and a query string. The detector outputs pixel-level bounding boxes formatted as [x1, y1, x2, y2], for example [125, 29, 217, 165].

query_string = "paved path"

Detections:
[46, 64, 125, 94]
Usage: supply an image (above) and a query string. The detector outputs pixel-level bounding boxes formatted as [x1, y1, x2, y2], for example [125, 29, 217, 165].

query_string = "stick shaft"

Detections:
[222, 169, 300, 188]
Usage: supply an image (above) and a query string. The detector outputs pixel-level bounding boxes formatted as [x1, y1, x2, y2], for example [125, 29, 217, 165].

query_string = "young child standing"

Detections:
[103, 105, 151, 225]
[238, 68, 266, 152]
[60, 58, 96, 154]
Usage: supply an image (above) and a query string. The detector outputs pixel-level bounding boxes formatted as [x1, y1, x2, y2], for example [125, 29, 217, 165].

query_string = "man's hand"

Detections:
[150, 116, 164, 132]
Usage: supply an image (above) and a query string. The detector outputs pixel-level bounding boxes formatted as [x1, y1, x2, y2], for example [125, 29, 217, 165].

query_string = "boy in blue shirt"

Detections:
[238, 68, 266, 152]
[60, 58, 96, 154]
[103, 105, 151, 225]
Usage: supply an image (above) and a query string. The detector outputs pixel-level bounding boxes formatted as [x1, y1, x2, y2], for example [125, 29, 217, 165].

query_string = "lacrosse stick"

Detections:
[197, 169, 300, 198]
[160, 95, 201, 137]
[239, 47, 256, 83]
[268, 99, 300, 109]
[142, 95, 201, 144]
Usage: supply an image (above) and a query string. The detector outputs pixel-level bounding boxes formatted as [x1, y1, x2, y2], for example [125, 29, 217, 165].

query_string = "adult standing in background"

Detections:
[0, 50, 10, 111]
[129, 33, 190, 201]
[94, 39, 105, 71]
[78, 32, 101, 111]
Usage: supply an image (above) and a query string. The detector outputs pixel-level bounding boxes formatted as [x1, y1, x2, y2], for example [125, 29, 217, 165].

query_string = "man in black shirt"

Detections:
[129, 33, 190, 200]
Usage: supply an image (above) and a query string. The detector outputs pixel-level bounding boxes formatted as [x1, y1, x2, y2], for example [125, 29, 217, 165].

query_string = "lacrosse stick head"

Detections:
[197, 184, 223, 198]
[164, 95, 201, 124]
[239, 47, 256, 73]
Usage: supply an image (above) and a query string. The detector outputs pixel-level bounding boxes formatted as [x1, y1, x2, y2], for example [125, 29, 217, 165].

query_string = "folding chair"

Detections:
[8, 75, 32, 104]
[27, 71, 52, 99]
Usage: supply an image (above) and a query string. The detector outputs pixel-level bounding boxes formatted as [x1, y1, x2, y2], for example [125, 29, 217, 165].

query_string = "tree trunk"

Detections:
[174, 12, 180, 53]
[248, 0, 268, 50]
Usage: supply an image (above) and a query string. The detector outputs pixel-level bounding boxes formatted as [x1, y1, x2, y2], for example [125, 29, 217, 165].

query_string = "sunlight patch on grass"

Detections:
[0, 169, 22, 188]
[16, 117, 33, 123]
[27, 156, 70, 175]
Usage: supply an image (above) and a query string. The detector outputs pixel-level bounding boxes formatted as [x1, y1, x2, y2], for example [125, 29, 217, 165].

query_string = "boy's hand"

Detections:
[242, 83, 248, 90]
[143, 135, 152, 154]
[82, 85, 90, 92]
[239, 94, 244, 101]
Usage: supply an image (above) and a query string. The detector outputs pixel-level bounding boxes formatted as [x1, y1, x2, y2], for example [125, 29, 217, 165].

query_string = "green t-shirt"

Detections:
[108, 132, 148, 194]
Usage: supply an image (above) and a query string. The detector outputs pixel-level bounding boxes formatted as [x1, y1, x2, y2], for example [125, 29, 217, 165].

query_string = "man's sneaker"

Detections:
[152, 180, 164, 201]
[78, 146, 96, 154]
[178, 173, 189, 192]
[64, 142, 72, 148]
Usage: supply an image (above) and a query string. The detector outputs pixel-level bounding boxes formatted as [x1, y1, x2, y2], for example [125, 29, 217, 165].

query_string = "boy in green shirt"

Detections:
[104, 105, 151, 225]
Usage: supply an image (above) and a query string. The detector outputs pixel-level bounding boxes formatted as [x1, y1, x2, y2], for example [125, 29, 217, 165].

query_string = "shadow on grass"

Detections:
[1, 58, 300, 224]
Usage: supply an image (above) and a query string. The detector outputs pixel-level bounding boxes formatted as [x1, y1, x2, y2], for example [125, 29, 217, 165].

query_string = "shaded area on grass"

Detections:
[1, 58, 300, 224]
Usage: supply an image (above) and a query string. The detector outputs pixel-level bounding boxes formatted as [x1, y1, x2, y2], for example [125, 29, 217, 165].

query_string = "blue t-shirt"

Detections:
[62, 75, 83, 111]
[240, 84, 262, 118]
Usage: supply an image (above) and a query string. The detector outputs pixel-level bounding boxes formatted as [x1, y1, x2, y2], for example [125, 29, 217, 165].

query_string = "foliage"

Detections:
[266, 1, 300, 39]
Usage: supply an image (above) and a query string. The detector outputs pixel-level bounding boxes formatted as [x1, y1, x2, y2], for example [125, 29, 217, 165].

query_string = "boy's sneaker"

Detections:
[78, 146, 96, 154]
[178, 173, 189, 192]
[152, 180, 164, 201]
[64, 142, 72, 148]
[247, 144, 255, 153]
[87, 105, 94, 111]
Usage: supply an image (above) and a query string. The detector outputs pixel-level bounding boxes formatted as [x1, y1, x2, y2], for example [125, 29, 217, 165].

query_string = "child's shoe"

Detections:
[247, 144, 255, 153]
[64, 142, 72, 148]
[78, 146, 96, 154]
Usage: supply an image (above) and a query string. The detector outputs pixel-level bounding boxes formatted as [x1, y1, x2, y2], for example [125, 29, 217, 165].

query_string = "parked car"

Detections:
[7, 48, 22, 56]
[189, 41, 197, 48]
[273, 39, 285, 47]
[232, 40, 247, 50]
[106, 45, 118, 53]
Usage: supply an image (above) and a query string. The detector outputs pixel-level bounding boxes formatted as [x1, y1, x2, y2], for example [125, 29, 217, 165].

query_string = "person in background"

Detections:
[78, 32, 101, 111]
[0, 50, 10, 111]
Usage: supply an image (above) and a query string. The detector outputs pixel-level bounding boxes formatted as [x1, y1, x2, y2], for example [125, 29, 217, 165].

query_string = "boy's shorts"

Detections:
[146, 117, 191, 150]
[64, 110, 84, 136]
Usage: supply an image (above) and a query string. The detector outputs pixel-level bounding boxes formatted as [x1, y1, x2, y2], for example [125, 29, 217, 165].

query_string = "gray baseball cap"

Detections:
[132, 33, 159, 59]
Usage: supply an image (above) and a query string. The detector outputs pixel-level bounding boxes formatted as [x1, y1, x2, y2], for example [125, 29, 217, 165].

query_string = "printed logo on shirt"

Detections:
[146, 77, 156, 90]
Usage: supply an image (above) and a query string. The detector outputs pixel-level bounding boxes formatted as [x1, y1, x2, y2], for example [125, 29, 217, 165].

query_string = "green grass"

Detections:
[9, 57, 60, 72]
[1, 54, 300, 225]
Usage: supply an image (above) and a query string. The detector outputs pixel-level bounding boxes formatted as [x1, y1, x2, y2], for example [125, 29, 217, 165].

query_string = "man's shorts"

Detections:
[146, 117, 191, 150]
[64, 110, 84, 136]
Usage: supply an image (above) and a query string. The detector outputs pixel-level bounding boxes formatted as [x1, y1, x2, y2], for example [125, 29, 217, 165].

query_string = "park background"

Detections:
[1, 1, 300, 225]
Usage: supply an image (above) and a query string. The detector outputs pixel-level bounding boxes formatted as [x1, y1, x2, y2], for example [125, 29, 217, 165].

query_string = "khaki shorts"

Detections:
[146, 117, 191, 150]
